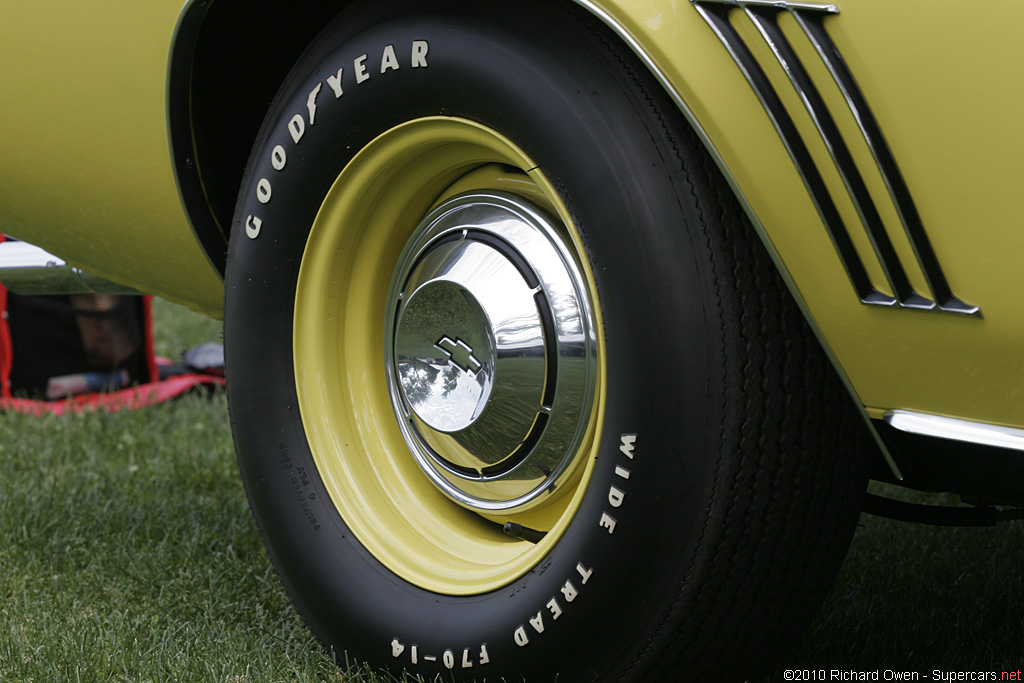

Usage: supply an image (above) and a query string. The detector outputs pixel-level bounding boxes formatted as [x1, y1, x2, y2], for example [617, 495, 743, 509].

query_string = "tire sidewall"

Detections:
[226, 3, 723, 679]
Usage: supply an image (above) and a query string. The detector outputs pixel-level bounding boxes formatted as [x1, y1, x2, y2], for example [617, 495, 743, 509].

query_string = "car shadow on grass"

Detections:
[766, 491, 1024, 680]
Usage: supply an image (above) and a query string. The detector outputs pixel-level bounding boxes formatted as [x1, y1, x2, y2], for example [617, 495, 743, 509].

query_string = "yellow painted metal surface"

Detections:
[1, 0, 1021, 426]
[0, 1, 223, 316]
[586, 0, 1024, 429]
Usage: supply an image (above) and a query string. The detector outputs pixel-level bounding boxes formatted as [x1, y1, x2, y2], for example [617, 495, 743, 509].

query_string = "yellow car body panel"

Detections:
[0, 0, 1021, 426]
[589, 0, 1024, 429]
[0, 1, 223, 316]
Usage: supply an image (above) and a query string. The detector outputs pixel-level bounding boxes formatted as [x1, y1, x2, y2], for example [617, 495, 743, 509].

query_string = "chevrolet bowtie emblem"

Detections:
[435, 336, 483, 375]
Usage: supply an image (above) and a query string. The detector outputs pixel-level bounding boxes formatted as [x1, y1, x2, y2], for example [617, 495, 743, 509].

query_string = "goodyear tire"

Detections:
[224, 1, 870, 680]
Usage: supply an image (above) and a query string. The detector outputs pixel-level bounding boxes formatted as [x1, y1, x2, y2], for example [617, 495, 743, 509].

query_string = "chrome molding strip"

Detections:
[886, 410, 1024, 453]
[571, 0, 902, 478]
[692, 0, 980, 316]
[0, 241, 143, 296]
[695, 0, 838, 16]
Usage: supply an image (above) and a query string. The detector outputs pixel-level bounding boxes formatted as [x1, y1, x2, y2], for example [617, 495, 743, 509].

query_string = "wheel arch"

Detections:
[167, 0, 767, 278]
[167, 0, 888, 472]
[168, 0, 358, 277]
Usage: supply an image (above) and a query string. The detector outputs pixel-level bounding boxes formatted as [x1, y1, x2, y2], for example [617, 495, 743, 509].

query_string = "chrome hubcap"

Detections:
[386, 192, 597, 513]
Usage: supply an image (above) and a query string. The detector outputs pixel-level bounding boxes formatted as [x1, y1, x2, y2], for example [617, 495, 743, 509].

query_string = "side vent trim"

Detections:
[692, 0, 979, 316]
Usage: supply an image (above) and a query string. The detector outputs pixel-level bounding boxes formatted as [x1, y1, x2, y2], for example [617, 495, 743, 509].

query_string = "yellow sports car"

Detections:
[2, 0, 1019, 679]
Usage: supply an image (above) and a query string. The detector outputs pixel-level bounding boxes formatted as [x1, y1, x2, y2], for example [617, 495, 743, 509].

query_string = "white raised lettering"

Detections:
[461, 648, 473, 668]
[576, 562, 594, 585]
[327, 68, 344, 98]
[615, 465, 631, 480]
[381, 44, 399, 73]
[354, 54, 369, 83]
[608, 486, 625, 508]
[443, 649, 455, 669]
[479, 644, 490, 664]
[288, 114, 305, 143]
[514, 626, 529, 646]
[256, 178, 272, 204]
[546, 597, 563, 620]
[412, 40, 429, 67]
[271, 145, 286, 171]
[245, 215, 262, 239]
[620, 434, 636, 459]
[599, 511, 617, 533]
[411, 644, 418, 664]
[306, 82, 322, 125]
[529, 611, 545, 633]
[391, 639, 405, 658]
[560, 579, 578, 602]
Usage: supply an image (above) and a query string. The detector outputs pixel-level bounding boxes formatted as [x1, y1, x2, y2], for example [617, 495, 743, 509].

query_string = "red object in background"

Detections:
[0, 284, 223, 416]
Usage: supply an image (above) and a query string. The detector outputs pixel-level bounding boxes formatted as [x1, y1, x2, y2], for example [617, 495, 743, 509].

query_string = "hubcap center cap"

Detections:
[395, 280, 493, 434]
[394, 240, 544, 463]
[386, 192, 597, 513]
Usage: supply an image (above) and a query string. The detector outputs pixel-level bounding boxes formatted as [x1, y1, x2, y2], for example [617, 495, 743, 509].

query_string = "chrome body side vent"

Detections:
[692, 0, 979, 316]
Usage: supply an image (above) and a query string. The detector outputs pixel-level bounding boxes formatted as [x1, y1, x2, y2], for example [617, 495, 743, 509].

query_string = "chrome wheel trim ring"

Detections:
[385, 191, 598, 513]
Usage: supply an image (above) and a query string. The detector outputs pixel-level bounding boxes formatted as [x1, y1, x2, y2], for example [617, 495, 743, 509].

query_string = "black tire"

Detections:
[224, 2, 870, 680]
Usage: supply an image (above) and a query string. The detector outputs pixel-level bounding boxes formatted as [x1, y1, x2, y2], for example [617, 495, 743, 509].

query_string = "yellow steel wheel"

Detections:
[292, 117, 605, 595]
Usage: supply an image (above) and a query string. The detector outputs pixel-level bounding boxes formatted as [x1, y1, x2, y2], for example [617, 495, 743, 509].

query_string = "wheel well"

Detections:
[170, 0, 706, 278]
[169, 0, 354, 276]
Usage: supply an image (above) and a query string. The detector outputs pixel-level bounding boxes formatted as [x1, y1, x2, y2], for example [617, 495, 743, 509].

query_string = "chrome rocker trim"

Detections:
[0, 241, 142, 296]
[885, 410, 1024, 453]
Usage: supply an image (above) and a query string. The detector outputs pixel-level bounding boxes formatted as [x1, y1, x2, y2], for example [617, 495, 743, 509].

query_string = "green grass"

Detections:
[1, 298, 1021, 681]
[0, 300, 359, 682]
[764, 485, 1024, 681]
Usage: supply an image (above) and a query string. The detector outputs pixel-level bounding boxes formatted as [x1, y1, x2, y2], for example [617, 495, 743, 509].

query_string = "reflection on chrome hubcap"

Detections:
[386, 192, 597, 513]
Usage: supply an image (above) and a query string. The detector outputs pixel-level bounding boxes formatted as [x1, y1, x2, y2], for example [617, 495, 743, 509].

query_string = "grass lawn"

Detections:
[0, 298, 1020, 682]
[0, 299, 357, 682]
[766, 485, 1024, 680]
